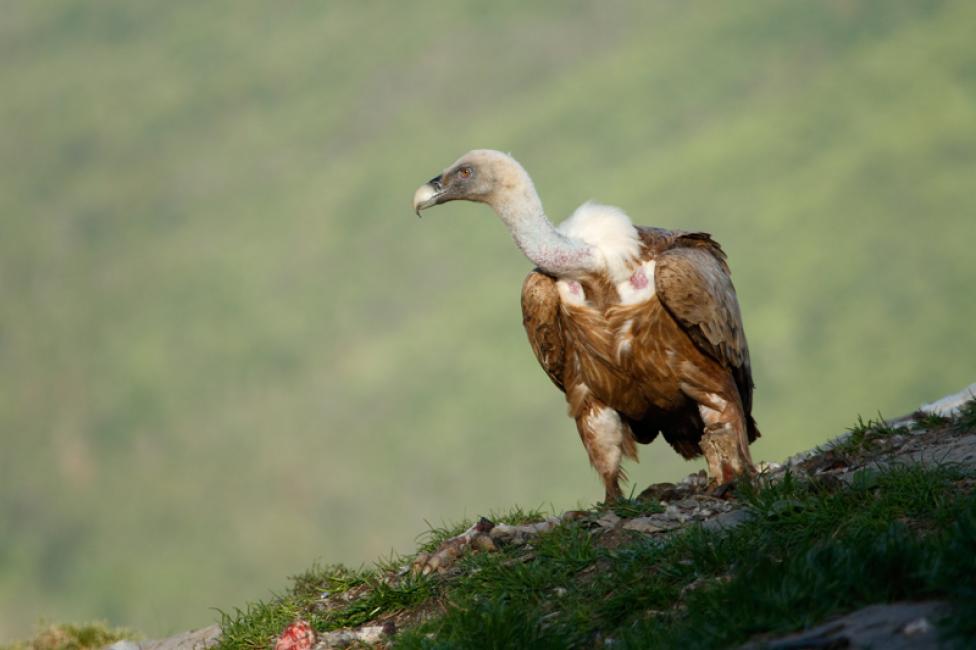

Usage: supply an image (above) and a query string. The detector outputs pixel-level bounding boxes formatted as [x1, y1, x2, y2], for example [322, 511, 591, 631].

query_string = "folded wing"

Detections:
[654, 234, 756, 425]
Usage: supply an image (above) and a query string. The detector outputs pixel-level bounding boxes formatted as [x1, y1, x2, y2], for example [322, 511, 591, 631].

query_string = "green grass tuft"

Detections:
[416, 506, 548, 554]
[0, 622, 136, 650]
[912, 410, 951, 431]
[216, 562, 436, 650]
[215, 507, 550, 649]
[833, 413, 897, 455]
[611, 496, 667, 519]
[935, 492, 976, 640]
[956, 396, 976, 431]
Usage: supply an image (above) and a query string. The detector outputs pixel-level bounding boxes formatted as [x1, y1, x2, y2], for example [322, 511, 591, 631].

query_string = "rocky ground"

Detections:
[108, 383, 976, 650]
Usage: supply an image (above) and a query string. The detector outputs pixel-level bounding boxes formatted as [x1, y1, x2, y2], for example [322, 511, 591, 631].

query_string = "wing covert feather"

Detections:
[521, 271, 567, 392]
[654, 235, 758, 430]
[654, 241, 748, 372]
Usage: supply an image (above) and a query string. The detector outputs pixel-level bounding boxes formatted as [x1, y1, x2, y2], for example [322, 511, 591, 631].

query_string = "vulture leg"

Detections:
[698, 400, 755, 486]
[684, 381, 755, 486]
[573, 393, 637, 504]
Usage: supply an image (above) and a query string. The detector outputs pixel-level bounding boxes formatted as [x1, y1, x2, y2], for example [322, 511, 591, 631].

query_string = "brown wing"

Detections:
[654, 235, 756, 419]
[521, 270, 567, 393]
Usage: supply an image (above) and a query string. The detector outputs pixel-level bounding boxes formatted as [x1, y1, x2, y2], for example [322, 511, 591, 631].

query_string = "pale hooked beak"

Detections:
[412, 175, 443, 217]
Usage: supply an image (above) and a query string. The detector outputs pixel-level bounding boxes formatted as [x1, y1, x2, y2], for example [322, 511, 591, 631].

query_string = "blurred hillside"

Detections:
[1, 0, 974, 640]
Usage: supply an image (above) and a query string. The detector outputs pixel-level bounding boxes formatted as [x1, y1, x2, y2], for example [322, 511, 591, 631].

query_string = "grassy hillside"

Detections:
[189, 404, 976, 648]
[217, 479, 976, 648]
[2, 0, 975, 639]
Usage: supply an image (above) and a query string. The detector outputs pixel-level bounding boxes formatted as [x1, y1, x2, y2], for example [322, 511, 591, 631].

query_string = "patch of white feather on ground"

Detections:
[557, 201, 642, 284]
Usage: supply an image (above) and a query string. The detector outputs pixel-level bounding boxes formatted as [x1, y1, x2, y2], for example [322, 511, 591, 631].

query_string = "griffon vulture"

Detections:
[413, 150, 759, 502]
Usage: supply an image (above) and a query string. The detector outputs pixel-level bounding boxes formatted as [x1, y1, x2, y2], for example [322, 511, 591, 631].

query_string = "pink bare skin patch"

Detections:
[556, 279, 587, 306]
[629, 269, 648, 290]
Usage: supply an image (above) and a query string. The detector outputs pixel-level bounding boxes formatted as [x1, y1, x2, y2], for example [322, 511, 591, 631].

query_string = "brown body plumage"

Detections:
[522, 228, 759, 500]
[414, 150, 759, 502]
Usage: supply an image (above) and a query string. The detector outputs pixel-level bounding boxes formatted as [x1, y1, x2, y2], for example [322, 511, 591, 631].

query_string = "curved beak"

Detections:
[412, 175, 444, 217]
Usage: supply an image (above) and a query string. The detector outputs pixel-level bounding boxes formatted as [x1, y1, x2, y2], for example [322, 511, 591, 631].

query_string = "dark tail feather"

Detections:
[747, 414, 760, 443]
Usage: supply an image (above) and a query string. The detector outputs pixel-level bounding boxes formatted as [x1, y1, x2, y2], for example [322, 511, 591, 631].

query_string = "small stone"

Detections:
[638, 482, 679, 501]
[701, 509, 753, 531]
[622, 520, 663, 533]
[106, 642, 140, 650]
[757, 461, 782, 474]
[623, 516, 680, 534]
[901, 616, 931, 636]
[595, 512, 622, 528]
[314, 625, 386, 649]
[475, 517, 495, 533]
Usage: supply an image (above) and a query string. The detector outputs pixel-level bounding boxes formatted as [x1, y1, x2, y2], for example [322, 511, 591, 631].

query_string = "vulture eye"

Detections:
[458, 166, 472, 179]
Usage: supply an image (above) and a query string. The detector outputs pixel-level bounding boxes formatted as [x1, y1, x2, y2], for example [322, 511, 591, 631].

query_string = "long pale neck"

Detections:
[491, 184, 599, 278]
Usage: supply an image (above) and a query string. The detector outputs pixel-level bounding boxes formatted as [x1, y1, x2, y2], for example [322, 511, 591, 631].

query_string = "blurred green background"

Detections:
[2, 0, 974, 640]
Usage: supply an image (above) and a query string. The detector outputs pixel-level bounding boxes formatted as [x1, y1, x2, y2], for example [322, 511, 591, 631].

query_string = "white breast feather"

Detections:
[557, 201, 642, 285]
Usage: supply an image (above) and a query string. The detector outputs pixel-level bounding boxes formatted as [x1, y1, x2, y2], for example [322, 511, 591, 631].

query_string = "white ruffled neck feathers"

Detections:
[557, 201, 642, 284]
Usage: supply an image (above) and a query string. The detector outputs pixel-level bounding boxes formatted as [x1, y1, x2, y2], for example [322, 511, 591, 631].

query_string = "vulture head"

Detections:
[412, 149, 535, 217]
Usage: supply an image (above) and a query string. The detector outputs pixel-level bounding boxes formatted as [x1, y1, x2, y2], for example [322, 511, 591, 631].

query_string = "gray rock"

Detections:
[897, 433, 976, 467]
[622, 516, 680, 534]
[701, 509, 754, 532]
[864, 433, 976, 474]
[313, 625, 387, 649]
[595, 512, 622, 529]
[741, 600, 950, 649]
[106, 642, 140, 650]
[105, 625, 221, 650]
[918, 383, 976, 417]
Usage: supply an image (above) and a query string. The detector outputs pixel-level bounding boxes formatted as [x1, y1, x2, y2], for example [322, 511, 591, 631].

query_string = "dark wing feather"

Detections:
[521, 270, 566, 393]
[654, 235, 756, 419]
